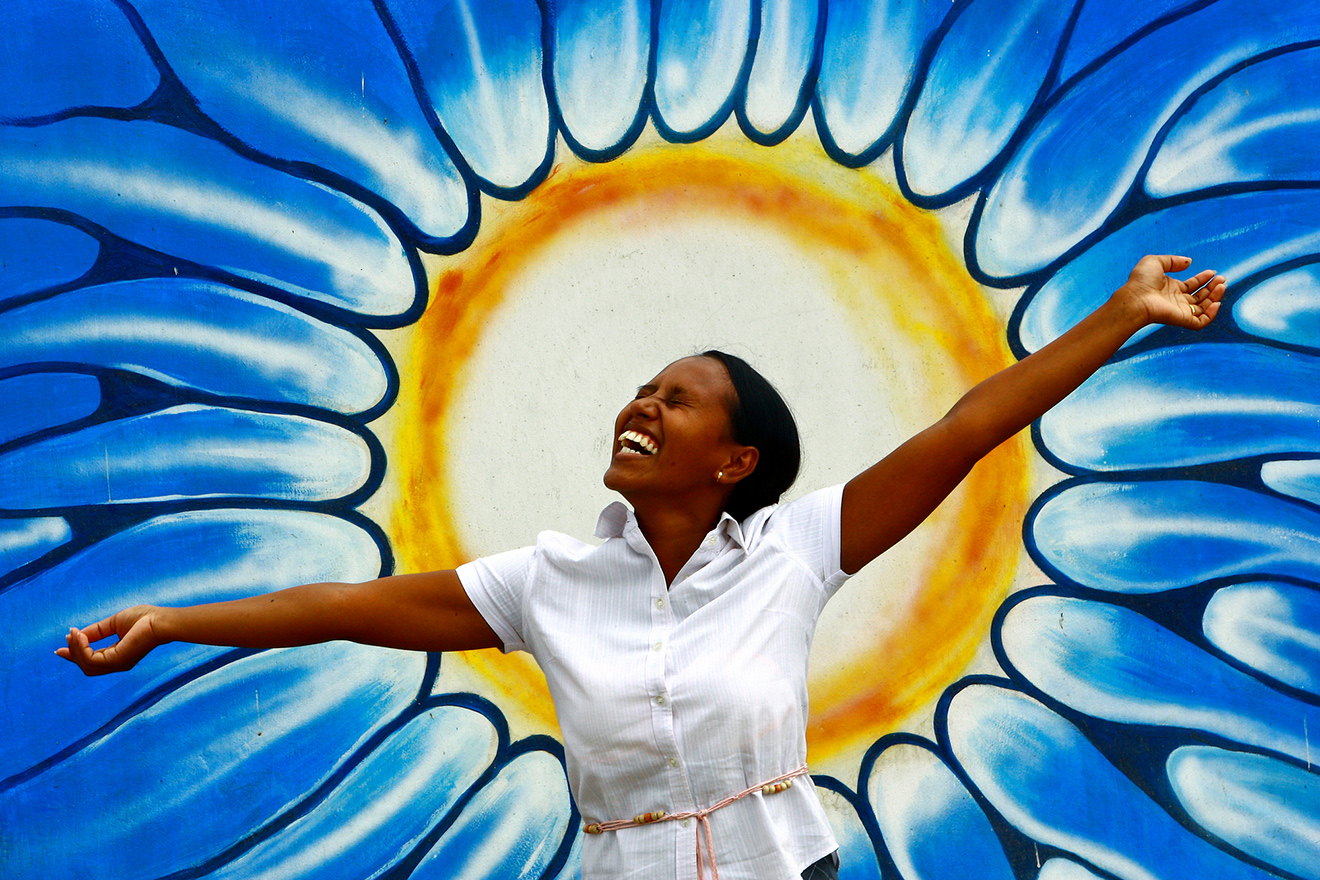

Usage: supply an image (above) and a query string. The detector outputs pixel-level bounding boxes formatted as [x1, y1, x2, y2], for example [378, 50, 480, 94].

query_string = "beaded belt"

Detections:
[581, 764, 809, 880]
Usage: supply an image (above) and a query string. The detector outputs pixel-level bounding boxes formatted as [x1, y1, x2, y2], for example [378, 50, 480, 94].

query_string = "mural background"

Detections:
[3, 1, 1319, 878]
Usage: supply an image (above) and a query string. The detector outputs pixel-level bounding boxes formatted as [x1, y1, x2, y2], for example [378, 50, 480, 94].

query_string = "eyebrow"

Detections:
[636, 383, 693, 397]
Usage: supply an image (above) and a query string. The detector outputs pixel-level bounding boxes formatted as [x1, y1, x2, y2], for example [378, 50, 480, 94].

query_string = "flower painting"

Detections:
[3, 1, 1319, 878]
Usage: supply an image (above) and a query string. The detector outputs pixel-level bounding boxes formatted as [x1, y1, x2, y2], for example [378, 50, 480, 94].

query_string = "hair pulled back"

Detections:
[701, 351, 801, 521]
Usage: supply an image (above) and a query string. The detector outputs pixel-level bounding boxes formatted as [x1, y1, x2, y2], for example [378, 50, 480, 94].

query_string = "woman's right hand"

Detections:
[56, 605, 164, 676]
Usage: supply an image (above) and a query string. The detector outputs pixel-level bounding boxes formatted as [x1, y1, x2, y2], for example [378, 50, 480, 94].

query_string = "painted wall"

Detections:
[3, 1, 1319, 878]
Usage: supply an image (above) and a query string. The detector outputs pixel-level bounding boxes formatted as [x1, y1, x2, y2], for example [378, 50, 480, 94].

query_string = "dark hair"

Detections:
[702, 350, 801, 520]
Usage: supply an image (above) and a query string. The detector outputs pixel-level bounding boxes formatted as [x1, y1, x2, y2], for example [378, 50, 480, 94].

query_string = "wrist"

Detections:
[1106, 284, 1156, 332]
[145, 605, 176, 646]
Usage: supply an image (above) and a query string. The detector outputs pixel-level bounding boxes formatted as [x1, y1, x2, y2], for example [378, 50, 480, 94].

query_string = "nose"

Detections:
[630, 393, 660, 419]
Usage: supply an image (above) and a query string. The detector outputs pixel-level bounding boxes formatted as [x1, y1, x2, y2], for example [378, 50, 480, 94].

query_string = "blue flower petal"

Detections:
[204, 706, 498, 880]
[944, 683, 1277, 880]
[0, 509, 381, 781]
[550, 0, 650, 158]
[1234, 264, 1320, 349]
[410, 749, 573, 880]
[0, 2, 159, 121]
[899, 0, 1074, 202]
[814, 0, 946, 163]
[1167, 746, 1320, 880]
[1038, 858, 1106, 880]
[385, 0, 552, 194]
[1052, 0, 1190, 87]
[0, 279, 389, 414]
[866, 741, 1014, 880]
[130, 0, 472, 247]
[1016, 191, 1320, 353]
[1262, 459, 1320, 507]
[1039, 344, 1320, 471]
[0, 642, 425, 880]
[1203, 582, 1320, 696]
[0, 373, 100, 446]
[815, 785, 880, 880]
[0, 405, 371, 509]
[0, 218, 100, 302]
[559, 832, 584, 880]
[1001, 594, 1320, 764]
[740, 0, 820, 142]
[975, 0, 1320, 281]
[0, 118, 417, 318]
[0, 516, 71, 577]
[1147, 47, 1320, 197]
[653, 0, 752, 140]
[1031, 480, 1320, 592]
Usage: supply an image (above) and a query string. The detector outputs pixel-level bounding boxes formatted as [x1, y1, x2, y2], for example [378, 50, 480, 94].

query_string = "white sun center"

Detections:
[446, 204, 950, 710]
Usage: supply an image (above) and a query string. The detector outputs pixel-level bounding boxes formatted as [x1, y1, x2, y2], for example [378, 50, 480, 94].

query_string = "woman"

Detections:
[59, 255, 1225, 880]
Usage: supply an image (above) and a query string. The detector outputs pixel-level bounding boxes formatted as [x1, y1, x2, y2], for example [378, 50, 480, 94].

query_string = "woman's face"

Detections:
[603, 356, 749, 502]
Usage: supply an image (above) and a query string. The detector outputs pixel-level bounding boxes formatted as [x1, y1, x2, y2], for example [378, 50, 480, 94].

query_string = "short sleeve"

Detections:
[764, 484, 850, 596]
[456, 545, 536, 653]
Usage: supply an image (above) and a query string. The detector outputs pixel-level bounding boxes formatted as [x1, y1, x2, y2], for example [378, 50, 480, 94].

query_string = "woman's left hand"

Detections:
[1117, 254, 1226, 330]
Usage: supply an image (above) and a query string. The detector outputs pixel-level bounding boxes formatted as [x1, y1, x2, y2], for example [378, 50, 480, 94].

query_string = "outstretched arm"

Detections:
[839, 254, 1226, 574]
[56, 569, 502, 676]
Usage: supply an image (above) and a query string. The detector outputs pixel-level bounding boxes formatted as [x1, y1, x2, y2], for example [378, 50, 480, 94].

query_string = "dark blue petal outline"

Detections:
[733, 0, 827, 147]
[0, 502, 393, 602]
[983, 594, 1320, 878]
[377, 731, 579, 880]
[374, 0, 558, 204]
[810, 0, 957, 169]
[0, 646, 261, 792]
[111, 0, 483, 260]
[151, 689, 515, 880]
[648, 0, 763, 145]
[891, 0, 1086, 211]
[855, 730, 1040, 880]
[964, 28, 1320, 289]
[547, 0, 656, 164]
[7, 1, 472, 292]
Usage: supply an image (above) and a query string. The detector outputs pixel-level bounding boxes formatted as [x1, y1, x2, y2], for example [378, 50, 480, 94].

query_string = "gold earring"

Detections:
[717, 470, 724, 482]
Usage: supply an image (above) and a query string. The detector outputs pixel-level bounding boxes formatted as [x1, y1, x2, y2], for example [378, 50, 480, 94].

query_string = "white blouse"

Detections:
[457, 485, 851, 880]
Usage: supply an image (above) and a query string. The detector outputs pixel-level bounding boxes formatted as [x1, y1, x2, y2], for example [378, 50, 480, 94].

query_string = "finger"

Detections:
[1193, 300, 1221, 328]
[75, 628, 97, 661]
[1178, 269, 1214, 295]
[79, 616, 121, 643]
[1153, 254, 1193, 272]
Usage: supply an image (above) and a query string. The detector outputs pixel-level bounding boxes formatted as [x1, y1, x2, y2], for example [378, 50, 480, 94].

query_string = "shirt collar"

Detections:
[594, 502, 748, 550]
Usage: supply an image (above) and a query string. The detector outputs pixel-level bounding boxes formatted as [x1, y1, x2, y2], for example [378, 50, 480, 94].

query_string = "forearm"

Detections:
[152, 581, 358, 649]
[154, 570, 498, 653]
[841, 256, 1221, 573]
[62, 570, 498, 676]
[943, 287, 1150, 455]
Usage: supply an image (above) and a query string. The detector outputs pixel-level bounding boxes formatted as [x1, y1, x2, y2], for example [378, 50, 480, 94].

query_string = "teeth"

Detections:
[618, 430, 658, 455]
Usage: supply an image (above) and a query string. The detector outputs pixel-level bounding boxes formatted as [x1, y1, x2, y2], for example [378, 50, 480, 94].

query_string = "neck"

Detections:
[627, 493, 725, 586]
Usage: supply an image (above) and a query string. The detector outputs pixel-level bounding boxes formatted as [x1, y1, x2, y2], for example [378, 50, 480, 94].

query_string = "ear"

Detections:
[719, 445, 759, 483]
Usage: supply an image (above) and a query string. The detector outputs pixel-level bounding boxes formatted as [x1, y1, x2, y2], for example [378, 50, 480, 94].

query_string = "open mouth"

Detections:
[617, 429, 658, 455]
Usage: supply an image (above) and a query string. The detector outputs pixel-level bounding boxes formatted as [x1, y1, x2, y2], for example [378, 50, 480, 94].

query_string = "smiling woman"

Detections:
[389, 138, 1031, 766]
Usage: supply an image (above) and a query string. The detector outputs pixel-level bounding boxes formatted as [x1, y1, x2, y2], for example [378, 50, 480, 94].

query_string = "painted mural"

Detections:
[3, 1, 1319, 878]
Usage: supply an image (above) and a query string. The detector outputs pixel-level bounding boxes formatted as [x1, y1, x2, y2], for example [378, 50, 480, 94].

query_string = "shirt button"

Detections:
[653, 641, 663, 652]
[681, 819, 691, 828]
[668, 756, 680, 768]
[701, 534, 716, 549]
[655, 598, 665, 609]
[655, 694, 667, 706]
